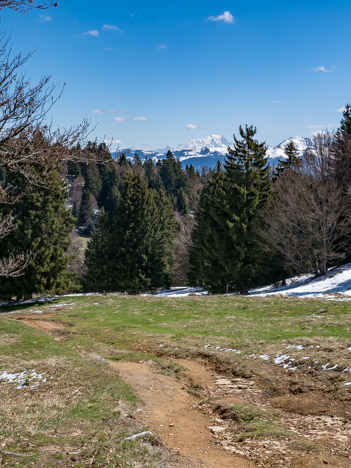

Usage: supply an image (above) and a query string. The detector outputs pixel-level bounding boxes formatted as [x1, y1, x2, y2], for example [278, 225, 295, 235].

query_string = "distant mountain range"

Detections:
[113, 135, 315, 170]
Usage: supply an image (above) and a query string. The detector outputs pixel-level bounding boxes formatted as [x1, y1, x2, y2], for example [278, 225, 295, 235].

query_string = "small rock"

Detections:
[215, 379, 232, 386]
[169, 423, 175, 427]
[209, 426, 227, 434]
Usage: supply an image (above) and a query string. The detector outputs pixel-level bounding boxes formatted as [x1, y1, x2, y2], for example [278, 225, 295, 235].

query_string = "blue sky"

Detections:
[2, 0, 350, 150]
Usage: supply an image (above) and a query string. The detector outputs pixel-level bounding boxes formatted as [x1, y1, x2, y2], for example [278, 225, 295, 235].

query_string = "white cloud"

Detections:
[312, 65, 335, 73]
[157, 43, 168, 50]
[102, 24, 123, 33]
[273, 100, 287, 104]
[207, 11, 235, 24]
[84, 29, 99, 37]
[114, 116, 126, 122]
[133, 116, 147, 121]
[120, 108, 131, 114]
[92, 109, 103, 115]
[37, 15, 52, 22]
[307, 124, 333, 129]
[186, 123, 207, 130]
[337, 107, 346, 112]
[104, 139, 122, 144]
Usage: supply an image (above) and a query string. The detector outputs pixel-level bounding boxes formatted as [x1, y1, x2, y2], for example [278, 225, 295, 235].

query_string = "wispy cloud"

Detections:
[104, 139, 122, 144]
[92, 109, 103, 115]
[114, 116, 126, 122]
[133, 116, 147, 121]
[157, 43, 168, 50]
[337, 107, 346, 112]
[120, 109, 131, 114]
[102, 24, 123, 33]
[312, 65, 335, 73]
[207, 11, 235, 24]
[84, 29, 99, 37]
[107, 109, 115, 114]
[186, 124, 207, 130]
[307, 124, 333, 129]
[37, 14, 52, 22]
[273, 100, 287, 104]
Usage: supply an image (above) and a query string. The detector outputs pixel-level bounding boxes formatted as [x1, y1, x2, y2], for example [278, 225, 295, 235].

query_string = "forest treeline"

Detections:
[1, 105, 351, 298]
[1, 1, 351, 299]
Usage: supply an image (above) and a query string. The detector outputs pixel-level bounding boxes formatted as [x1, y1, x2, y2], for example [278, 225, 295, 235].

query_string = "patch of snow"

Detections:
[322, 363, 338, 371]
[0, 369, 47, 389]
[49, 303, 75, 308]
[286, 344, 305, 350]
[274, 354, 290, 365]
[344, 382, 351, 386]
[155, 287, 208, 297]
[250, 262, 351, 300]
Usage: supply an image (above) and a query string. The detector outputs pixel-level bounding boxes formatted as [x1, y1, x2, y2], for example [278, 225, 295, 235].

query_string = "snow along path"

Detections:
[250, 262, 351, 299]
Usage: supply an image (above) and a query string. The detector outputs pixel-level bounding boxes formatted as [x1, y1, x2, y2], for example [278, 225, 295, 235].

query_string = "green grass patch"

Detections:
[0, 318, 167, 467]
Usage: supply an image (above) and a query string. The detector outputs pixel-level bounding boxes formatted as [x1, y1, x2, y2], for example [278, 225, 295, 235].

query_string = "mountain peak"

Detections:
[175, 134, 230, 153]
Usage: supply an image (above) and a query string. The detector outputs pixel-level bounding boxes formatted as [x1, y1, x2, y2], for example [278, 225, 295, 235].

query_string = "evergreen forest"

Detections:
[1, 105, 351, 298]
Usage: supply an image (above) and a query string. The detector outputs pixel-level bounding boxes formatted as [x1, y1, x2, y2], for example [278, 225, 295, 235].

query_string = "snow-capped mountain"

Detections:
[113, 135, 314, 170]
[175, 135, 230, 154]
[266, 136, 314, 165]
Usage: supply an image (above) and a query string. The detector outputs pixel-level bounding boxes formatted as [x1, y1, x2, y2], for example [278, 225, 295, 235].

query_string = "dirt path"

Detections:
[11, 315, 351, 467]
[110, 360, 254, 468]
[16, 319, 66, 332]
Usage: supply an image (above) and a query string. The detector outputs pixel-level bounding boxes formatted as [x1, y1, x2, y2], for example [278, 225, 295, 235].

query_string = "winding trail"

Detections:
[110, 359, 254, 468]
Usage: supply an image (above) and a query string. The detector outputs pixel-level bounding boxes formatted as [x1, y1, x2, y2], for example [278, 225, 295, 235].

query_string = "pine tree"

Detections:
[176, 187, 188, 215]
[84, 173, 178, 293]
[273, 141, 301, 179]
[331, 104, 351, 261]
[77, 187, 94, 232]
[189, 127, 271, 293]
[0, 170, 75, 299]
[83, 209, 114, 291]
[188, 162, 230, 292]
[222, 125, 271, 293]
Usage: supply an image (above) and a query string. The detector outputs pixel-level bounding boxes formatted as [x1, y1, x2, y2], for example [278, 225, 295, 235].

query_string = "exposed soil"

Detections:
[15, 319, 67, 332]
[12, 315, 351, 468]
[110, 360, 253, 467]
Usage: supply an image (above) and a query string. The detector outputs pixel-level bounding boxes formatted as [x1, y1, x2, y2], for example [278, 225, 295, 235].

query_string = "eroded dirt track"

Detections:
[12, 315, 351, 468]
[110, 360, 253, 467]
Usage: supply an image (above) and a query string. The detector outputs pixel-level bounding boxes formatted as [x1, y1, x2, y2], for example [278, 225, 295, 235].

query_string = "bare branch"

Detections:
[0, 251, 32, 276]
[0, 1, 57, 12]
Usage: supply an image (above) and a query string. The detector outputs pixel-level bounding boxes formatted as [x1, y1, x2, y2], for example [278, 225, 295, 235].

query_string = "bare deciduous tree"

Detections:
[0, 37, 106, 277]
[0, 1, 57, 12]
[264, 132, 351, 276]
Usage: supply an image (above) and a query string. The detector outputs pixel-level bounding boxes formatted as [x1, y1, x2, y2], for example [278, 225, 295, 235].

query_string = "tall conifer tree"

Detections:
[84, 173, 178, 293]
[223, 125, 270, 293]
[0, 170, 75, 299]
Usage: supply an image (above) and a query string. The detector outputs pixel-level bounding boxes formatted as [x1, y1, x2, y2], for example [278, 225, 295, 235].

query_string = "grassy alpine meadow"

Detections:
[1, 294, 351, 466]
[0, 317, 169, 467]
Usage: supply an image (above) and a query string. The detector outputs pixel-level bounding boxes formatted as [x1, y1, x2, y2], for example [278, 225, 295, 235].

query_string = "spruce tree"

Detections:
[273, 141, 301, 179]
[77, 188, 94, 232]
[83, 208, 114, 291]
[223, 125, 271, 293]
[84, 173, 178, 293]
[176, 187, 188, 215]
[189, 127, 270, 293]
[188, 162, 229, 292]
[0, 170, 75, 299]
[332, 104, 351, 261]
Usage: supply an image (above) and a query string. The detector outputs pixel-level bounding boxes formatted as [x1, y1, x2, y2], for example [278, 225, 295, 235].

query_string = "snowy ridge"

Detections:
[175, 134, 230, 154]
[113, 135, 315, 170]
